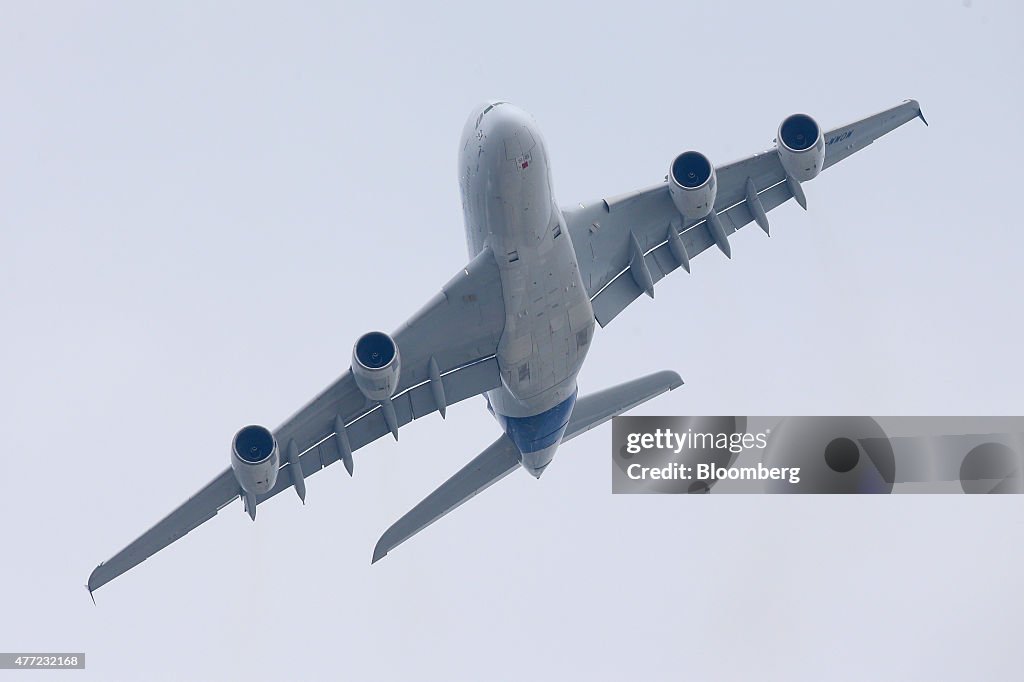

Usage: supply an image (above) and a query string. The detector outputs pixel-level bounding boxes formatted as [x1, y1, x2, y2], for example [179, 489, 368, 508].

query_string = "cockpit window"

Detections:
[476, 101, 508, 129]
[483, 101, 507, 115]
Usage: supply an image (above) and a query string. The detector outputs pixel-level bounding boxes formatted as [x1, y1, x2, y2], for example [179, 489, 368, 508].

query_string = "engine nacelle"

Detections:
[777, 113, 824, 182]
[230, 424, 279, 495]
[668, 151, 717, 220]
[352, 331, 400, 401]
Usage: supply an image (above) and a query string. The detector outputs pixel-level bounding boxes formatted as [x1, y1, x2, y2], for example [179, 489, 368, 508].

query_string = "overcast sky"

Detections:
[2, 1, 1023, 680]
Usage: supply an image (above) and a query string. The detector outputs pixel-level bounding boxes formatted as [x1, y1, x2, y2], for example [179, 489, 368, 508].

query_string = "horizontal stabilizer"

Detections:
[372, 370, 683, 562]
[564, 370, 682, 442]
[372, 434, 521, 563]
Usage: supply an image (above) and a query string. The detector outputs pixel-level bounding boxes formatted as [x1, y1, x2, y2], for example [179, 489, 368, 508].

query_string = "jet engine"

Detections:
[230, 424, 280, 495]
[352, 331, 401, 401]
[777, 113, 824, 182]
[668, 151, 717, 220]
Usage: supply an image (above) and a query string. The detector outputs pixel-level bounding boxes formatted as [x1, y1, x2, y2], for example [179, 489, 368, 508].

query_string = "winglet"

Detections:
[87, 563, 103, 601]
[908, 99, 928, 126]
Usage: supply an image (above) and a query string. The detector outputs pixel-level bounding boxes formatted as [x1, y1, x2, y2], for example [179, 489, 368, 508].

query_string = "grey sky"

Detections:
[2, 1, 1022, 680]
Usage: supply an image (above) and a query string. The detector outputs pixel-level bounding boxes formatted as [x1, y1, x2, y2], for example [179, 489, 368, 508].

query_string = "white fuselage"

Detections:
[458, 102, 595, 476]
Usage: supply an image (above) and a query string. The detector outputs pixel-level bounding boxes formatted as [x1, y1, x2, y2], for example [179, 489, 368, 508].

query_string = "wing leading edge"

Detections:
[88, 247, 507, 595]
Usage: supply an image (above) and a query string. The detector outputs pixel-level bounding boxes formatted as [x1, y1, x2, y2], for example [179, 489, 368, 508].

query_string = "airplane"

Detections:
[88, 98, 927, 595]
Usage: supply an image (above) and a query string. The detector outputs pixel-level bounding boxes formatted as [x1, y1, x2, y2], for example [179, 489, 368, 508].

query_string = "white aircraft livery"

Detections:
[88, 99, 926, 595]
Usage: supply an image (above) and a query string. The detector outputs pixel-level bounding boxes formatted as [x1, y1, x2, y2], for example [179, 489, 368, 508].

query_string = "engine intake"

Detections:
[777, 113, 824, 182]
[668, 151, 717, 220]
[231, 424, 279, 495]
[352, 331, 401, 401]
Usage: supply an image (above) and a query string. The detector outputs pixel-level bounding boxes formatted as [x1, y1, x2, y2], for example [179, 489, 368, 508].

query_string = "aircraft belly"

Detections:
[458, 101, 595, 419]
[491, 214, 590, 406]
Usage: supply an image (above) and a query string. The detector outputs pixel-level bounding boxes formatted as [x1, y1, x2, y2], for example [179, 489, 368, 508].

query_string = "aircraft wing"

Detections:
[564, 100, 927, 327]
[88, 247, 507, 594]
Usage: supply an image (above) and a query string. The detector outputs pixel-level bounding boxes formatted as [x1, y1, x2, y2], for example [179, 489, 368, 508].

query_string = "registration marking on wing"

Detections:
[826, 131, 853, 146]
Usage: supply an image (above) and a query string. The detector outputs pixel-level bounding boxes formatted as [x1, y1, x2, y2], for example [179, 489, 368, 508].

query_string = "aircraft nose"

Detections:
[482, 102, 527, 133]
[482, 104, 538, 164]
